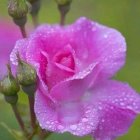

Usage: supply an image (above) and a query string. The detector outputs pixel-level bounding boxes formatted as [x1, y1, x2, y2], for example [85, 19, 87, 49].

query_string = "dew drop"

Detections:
[70, 125, 77, 130]
[133, 102, 136, 106]
[46, 121, 50, 124]
[82, 118, 88, 122]
[92, 27, 96, 32]
[101, 119, 105, 122]
[58, 125, 64, 130]
[120, 102, 124, 106]
[98, 106, 102, 110]
[104, 34, 108, 38]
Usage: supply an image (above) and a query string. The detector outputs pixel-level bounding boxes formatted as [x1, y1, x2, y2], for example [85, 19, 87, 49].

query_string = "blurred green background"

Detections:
[0, 0, 140, 140]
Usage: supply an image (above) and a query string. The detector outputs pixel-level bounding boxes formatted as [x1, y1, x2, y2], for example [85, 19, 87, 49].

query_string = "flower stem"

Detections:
[19, 25, 27, 38]
[28, 95, 36, 130]
[60, 12, 65, 26]
[39, 128, 52, 140]
[31, 14, 39, 28]
[11, 104, 27, 136]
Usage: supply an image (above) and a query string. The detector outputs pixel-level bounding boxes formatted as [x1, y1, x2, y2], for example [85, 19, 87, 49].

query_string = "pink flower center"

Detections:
[40, 49, 75, 90]
[54, 51, 75, 72]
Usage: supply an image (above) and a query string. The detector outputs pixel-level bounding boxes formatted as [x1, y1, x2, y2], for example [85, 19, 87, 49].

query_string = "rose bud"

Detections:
[17, 56, 37, 95]
[17, 58, 36, 86]
[4, 95, 18, 105]
[8, 0, 29, 27]
[27, 0, 41, 27]
[55, 0, 72, 25]
[0, 65, 20, 96]
[0, 65, 19, 105]
[55, 0, 72, 5]
[28, 0, 41, 16]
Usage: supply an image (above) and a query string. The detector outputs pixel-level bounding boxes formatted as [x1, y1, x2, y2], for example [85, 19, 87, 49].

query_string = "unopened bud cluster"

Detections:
[0, 56, 37, 104]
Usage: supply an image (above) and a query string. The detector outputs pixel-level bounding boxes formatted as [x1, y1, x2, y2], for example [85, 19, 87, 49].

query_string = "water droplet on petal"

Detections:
[70, 125, 77, 130]
[104, 34, 108, 38]
[82, 118, 88, 122]
[58, 125, 64, 130]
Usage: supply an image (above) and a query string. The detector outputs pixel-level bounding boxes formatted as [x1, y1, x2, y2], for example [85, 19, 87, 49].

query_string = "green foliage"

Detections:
[0, 122, 25, 140]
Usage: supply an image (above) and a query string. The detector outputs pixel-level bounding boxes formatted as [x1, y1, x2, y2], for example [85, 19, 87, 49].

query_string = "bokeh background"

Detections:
[0, 0, 140, 139]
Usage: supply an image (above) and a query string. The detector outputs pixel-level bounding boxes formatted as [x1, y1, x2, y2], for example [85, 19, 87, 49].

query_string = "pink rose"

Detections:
[11, 17, 140, 140]
[0, 19, 21, 79]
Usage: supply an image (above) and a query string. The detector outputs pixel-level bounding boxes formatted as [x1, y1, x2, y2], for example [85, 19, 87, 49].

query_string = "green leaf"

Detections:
[0, 122, 26, 140]
[0, 94, 4, 101]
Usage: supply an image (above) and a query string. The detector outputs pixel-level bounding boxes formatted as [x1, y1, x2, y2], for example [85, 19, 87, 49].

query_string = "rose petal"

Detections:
[93, 104, 136, 140]
[40, 46, 76, 89]
[91, 80, 140, 113]
[10, 39, 29, 65]
[89, 80, 140, 139]
[35, 62, 99, 136]
[35, 90, 99, 136]
[26, 25, 71, 63]
[50, 62, 98, 101]
[70, 17, 126, 78]
[0, 20, 21, 79]
[11, 17, 126, 80]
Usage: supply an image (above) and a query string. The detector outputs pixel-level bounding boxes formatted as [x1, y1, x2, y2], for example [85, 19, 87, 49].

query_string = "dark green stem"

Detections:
[31, 14, 39, 27]
[58, 4, 71, 26]
[11, 104, 28, 136]
[19, 25, 27, 38]
[28, 95, 36, 130]
[60, 12, 65, 26]
[39, 128, 52, 140]
[30, 0, 41, 28]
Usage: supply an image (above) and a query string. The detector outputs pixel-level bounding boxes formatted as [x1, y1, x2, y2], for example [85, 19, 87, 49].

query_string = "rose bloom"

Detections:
[11, 17, 140, 140]
[0, 19, 21, 79]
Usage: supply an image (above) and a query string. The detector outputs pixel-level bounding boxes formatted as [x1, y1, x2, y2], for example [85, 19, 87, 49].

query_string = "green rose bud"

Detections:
[55, 0, 72, 25]
[17, 59, 37, 86]
[55, 0, 72, 5]
[28, 0, 41, 16]
[8, 0, 29, 26]
[8, 0, 28, 19]
[17, 55, 37, 96]
[5, 95, 18, 105]
[0, 65, 20, 96]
